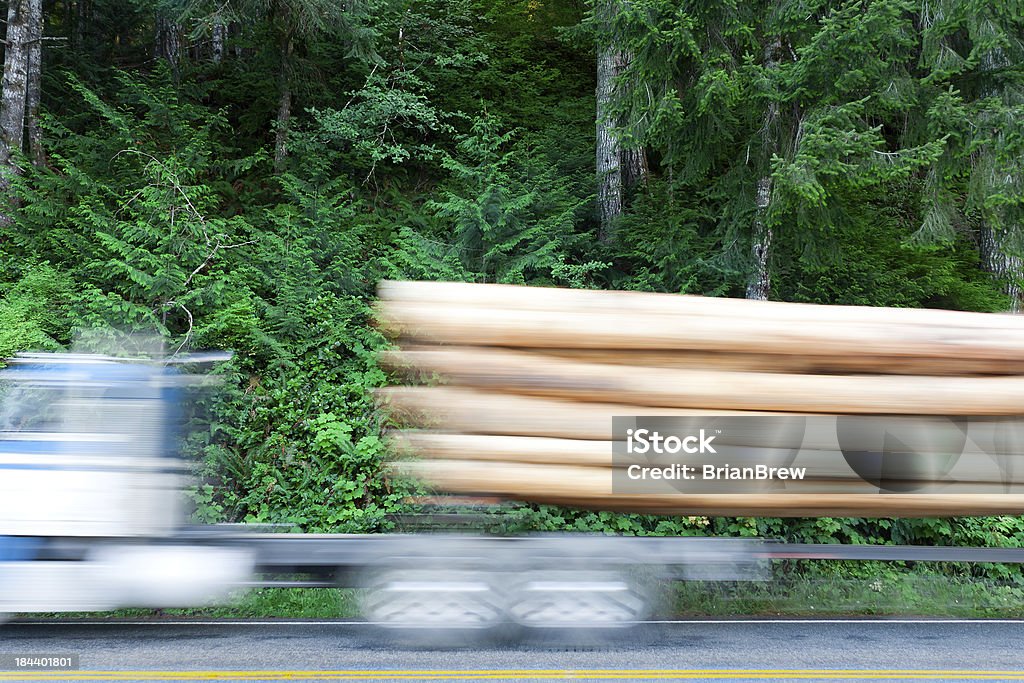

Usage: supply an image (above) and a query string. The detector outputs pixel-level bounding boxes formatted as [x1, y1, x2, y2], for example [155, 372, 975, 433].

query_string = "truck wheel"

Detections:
[507, 568, 650, 629]
[360, 568, 507, 632]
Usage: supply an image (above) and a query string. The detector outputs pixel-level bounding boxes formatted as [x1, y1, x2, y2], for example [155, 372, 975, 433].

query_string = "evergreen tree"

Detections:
[592, 0, 943, 298]
[914, 0, 1024, 310]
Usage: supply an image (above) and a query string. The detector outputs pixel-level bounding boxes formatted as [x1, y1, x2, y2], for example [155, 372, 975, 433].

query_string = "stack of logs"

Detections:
[375, 280, 1024, 516]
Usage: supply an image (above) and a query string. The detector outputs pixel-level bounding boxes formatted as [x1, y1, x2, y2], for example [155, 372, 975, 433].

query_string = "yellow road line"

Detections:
[3, 671, 1024, 681]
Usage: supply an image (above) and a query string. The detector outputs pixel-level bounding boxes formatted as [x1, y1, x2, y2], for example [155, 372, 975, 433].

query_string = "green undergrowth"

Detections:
[670, 575, 1024, 618]
[34, 588, 360, 620]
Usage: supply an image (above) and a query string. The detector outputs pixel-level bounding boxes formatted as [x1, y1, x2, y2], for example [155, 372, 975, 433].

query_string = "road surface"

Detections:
[2, 619, 1024, 681]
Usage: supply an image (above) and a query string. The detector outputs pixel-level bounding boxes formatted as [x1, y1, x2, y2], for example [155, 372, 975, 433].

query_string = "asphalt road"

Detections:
[2, 619, 1024, 681]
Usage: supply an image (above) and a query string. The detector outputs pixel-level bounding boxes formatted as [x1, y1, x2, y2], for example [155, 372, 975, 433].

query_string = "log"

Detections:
[378, 280, 1024, 333]
[375, 300, 1024, 360]
[391, 460, 1024, 516]
[389, 432, 1024, 484]
[382, 347, 1024, 414]
[379, 388, 1024, 458]
[385, 343, 1024, 376]
[376, 386, 784, 439]
[390, 432, 614, 467]
[379, 281, 1024, 516]
[536, 348, 1024, 376]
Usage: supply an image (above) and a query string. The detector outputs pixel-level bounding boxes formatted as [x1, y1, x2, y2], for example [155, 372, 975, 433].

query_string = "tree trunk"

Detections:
[63, 1, 73, 50]
[614, 43, 648, 193]
[977, 46, 1022, 311]
[980, 226, 1023, 312]
[746, 37, 782, 301]
[25, 0, 43, 168]
[230, 22, 244, 59]
[596, 0, 646, 243]
[74, 0, 87, 52]
[746, 177, 774, 300]
[596, 44, 622, 242]
[621, 145, 648, 190]
[273, 35, 294, 171]
[0, 0, 33, 224]
[211, 22, 226, 64]
[155, 15, 181, 77]
[0, 0, 31, 168]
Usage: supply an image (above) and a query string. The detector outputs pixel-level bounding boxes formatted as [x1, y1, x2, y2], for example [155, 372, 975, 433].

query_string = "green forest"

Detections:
[2, 0, 1024, 552]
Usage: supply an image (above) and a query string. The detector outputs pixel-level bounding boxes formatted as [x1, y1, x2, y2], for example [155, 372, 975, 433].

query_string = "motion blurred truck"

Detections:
[11, 280, 1024, 634]
[0, 353, 252, 616]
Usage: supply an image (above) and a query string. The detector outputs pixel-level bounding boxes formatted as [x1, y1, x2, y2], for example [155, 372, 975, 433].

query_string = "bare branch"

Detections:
[183, 237, 257, 288]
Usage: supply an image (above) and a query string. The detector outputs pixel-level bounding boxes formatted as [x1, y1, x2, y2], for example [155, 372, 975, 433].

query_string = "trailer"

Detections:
[1, 344, 983, 632]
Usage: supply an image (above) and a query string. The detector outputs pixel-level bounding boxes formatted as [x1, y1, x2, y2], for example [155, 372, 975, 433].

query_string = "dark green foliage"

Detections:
[775, 186, 1009, 310]
[421, 115, 596, 284]
[610, 178, 738, 294]
[0, 266, 76, 362]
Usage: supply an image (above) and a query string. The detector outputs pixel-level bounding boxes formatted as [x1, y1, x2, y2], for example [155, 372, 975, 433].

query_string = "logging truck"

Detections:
[7, 281, 1024, 637]
[0, 350, 764, 634]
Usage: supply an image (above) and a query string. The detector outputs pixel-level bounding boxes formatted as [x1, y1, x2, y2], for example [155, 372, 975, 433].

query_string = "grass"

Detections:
[31, 588, 361, 620]
[28, 563, 1024, 621]
[184, 587, 361, 619]
[668, 575, 1024, 618]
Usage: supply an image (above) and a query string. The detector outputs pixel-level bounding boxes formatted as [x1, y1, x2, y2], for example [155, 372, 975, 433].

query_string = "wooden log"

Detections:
[391, 432, 614, 467]
[382, 347, 1024, 414]
[376, 386, 785, 439]
[536, 348, 1024, 376]
[378, 281, 1024, 517]
[375, 301, 1024, 360]
[389, 432, 1024, 484]
[386, 343, 1024, 376]
[391, 460, 1024, 516]
[378, 280, 1024, 333]
[380, 388, 1024, 457]
[389, 431, 861, 476]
